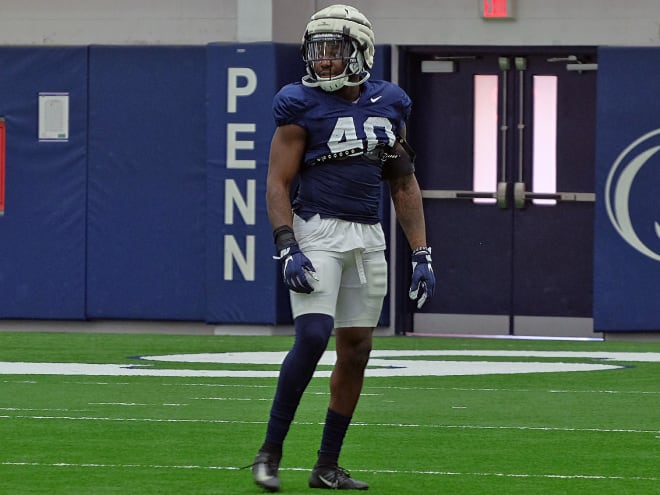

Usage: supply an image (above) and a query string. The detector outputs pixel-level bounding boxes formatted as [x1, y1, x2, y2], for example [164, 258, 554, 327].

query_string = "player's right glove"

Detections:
[273, 225, 318, 294]
[409, 246, 435, 309]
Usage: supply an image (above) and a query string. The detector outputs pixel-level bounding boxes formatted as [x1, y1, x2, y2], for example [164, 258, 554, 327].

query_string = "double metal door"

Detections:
[397, 47, 598, 337]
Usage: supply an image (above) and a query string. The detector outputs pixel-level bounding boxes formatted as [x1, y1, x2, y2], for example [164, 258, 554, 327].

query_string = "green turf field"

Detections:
[1, 331, 659, 494]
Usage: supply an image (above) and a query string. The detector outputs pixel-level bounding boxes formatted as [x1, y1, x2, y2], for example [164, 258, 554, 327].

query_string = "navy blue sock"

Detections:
[317, 408, 352, 466]
[265, 313, 334, 447]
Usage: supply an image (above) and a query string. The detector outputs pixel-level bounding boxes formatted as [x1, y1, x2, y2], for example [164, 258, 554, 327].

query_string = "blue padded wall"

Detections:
[87, 46, 206, 320]
[0, 44, 394, 324]
[594, 47, 660, 332]
[0, 47, 87, 319]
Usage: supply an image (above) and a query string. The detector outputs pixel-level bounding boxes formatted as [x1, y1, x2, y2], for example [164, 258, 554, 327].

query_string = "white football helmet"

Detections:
[301, 4, 375, 92]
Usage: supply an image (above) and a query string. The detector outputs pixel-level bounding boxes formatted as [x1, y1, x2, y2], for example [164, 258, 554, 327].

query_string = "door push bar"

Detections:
[421, 184, 594, 208]
[421, 183, 508, 208]
[513, 182, 595, 208]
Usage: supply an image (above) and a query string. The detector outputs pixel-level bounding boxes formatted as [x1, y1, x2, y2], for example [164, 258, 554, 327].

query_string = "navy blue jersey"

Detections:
[273, 79, 412, 224]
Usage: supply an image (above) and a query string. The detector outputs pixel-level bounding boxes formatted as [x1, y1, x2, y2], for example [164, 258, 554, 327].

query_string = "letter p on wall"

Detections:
[227, 67, 257, 113]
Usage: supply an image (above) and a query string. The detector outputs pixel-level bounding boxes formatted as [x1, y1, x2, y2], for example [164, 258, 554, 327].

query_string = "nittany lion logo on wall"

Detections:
[605, 128, 660, 261]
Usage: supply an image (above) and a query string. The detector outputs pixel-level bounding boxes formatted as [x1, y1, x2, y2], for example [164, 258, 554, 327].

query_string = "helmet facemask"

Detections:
[302, 32, 367, 92]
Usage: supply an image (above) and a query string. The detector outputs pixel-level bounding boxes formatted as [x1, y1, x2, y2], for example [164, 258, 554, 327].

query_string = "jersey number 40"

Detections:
[327, 116, 397, 153]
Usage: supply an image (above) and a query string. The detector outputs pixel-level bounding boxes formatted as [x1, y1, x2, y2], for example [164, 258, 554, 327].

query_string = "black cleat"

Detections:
[251, 450, 281, 492]
[309, 464, 369, 490]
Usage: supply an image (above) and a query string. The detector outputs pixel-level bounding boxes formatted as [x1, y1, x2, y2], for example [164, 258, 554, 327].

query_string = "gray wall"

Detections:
[0, 0, 658, 46]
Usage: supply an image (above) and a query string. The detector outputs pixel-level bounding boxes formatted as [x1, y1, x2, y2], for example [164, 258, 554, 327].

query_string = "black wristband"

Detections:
[273, 225, 297, 253]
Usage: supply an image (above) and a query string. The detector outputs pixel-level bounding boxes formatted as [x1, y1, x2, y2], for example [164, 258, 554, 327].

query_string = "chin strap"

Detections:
[342, 71, 370, 86]
[301, 71, 370, 92]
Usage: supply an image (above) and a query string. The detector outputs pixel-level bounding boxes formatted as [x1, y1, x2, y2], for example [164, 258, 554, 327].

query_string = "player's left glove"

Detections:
[409, 246, 435, 309]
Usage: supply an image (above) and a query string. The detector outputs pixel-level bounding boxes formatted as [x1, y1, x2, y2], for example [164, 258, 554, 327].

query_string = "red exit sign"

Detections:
[482, 0, 515, 19]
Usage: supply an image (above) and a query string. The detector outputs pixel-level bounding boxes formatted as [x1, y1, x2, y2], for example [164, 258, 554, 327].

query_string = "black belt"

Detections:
[310, 147, 364, 165]
[309, 145, 398, 166]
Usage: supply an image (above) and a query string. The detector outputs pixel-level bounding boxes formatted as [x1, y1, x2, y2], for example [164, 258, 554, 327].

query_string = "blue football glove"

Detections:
[276, 244, 318, 294]
[409, 247, 435, 309]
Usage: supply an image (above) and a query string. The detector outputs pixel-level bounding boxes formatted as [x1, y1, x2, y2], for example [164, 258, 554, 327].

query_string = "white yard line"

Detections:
[1, 461, 659, 482]
[1, 413, 658, 435]
[5, 377, 657, 398]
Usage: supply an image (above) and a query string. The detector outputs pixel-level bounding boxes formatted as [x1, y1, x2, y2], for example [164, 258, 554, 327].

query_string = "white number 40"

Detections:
[327, 116, 396, 153]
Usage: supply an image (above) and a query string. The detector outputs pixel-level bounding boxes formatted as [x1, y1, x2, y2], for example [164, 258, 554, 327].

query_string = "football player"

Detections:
[251, 4, 435, 491]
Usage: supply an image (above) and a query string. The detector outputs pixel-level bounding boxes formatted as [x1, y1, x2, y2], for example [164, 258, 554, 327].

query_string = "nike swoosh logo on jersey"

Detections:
[370, 95, 383, 103]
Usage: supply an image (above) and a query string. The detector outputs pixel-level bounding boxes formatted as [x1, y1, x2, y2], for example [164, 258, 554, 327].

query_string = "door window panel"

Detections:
[532, 75, 558, 205]
[473, 75, 498, 204]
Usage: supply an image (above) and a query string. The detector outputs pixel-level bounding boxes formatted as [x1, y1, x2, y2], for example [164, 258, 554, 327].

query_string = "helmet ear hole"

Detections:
[348, 48, 364, 76]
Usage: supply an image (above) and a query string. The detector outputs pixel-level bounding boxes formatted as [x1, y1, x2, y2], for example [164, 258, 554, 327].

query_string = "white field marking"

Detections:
[0, 407, 88, 413]
[81, 382, 272, 388]
[3, 349, 660, 378]
[0, 461, 236, 471]
[87, 402, 188, 407]
[1, 414, 658, 435]
[5, 377, 656, 398]
[546, 389, 660, 395]
[69, 381, 134, 386]
[71, 381, 660, 397]
[0, 360, 622, 378]
[367, 386, 660, 395]
[191, 397, 270, 401]
[168, 383, 273, 388]
[311, 392, 382, 396]
[141, 349, 660, 363]
[351, 423, 660, 435]
[1, 461, 659, 482]
[0, 415, 267, 425]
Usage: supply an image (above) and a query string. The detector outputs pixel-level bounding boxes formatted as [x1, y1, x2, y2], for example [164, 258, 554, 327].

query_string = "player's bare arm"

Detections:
[389, 173, 427, 250]
[266, 124, 307, 229]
